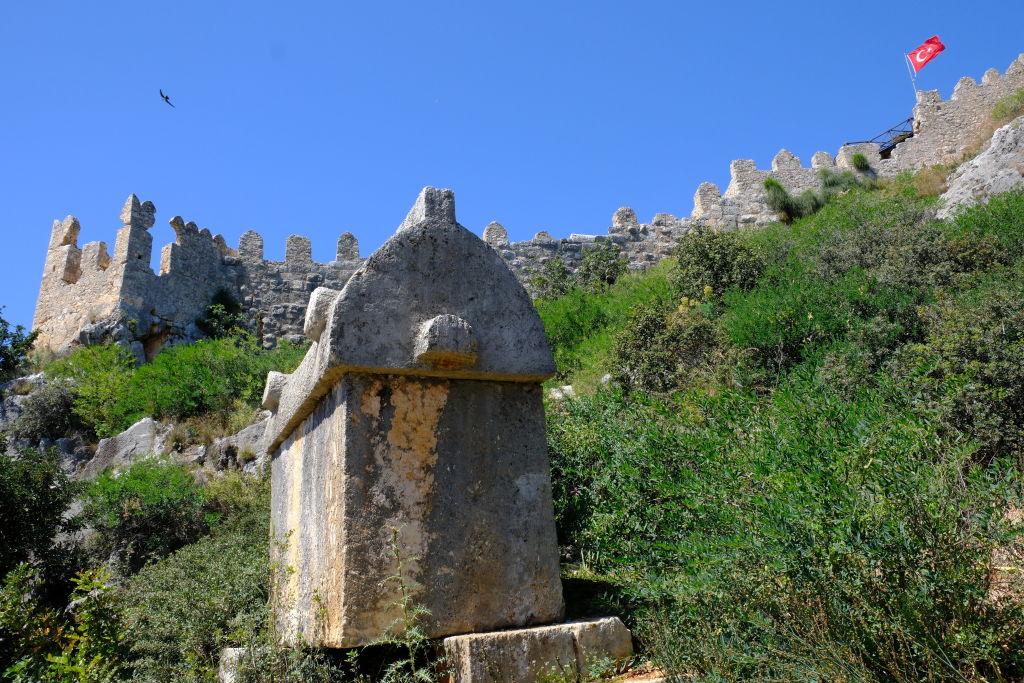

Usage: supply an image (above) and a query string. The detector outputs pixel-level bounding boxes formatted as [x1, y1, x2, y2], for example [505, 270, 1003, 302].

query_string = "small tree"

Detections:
[0, 308, 37, 381]
[672, 227, 764, 300]
[528, 257, 571, 301]
[83, 460, 208, 573]
[574, 242, 628, 292]
[197, 289, 248, 339]
[0, 449, 77, 578]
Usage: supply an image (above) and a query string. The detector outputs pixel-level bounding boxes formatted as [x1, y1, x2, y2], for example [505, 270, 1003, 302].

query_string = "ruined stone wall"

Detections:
[33, 196, 365, 356]
[689, 53, 1024, 231]
[32, 53, 1024, 351]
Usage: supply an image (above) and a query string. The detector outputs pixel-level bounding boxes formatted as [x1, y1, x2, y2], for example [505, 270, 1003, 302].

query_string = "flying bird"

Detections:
[159, 89, 175, 108]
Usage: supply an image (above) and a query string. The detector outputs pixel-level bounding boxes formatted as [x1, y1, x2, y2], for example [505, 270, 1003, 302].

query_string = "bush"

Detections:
[613, 302, 728, 395]
[896, 266, 1024, 465]
[528, 256, 571, 301]
[0, 308, 37, 382]
[127, 335, 303, 423]
[813, 189, 953, 289]
[764, 177, 829, 224]
[535, 262, 676, 388]
[47, 344, 137, 439]
[547, 379, 1024, 680]
[671, 227, 764, 300]
[992, 87, 1024, 126]
[722, 261, 923, 378]
[0, 565, 126, 682]
[49, 334, 306, 438]
[82, 460, 208, 573]
[0, 449, 77, 579]
[850, 152, 871, 172]
[574, 242, 628, 292]
[119, 476, 270, 682]
[7, 379, 84, 443]
[946, 188, 1024, 263]
[197, 288, 248, 339]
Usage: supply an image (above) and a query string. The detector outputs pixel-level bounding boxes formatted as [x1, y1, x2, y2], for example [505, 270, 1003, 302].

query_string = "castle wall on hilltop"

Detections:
[33, 196, 363, 358]
[31, 53, 1024, 355]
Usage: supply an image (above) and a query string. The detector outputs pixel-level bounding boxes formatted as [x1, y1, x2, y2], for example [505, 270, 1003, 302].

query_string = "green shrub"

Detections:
[47, 344, 138, 438]
[7, 379, 83, 443]
[128, 335, 301, 423]
[0, 565, 127, 682]
[992, 87, 1024, 125]
[946, 188, 1024, 263]
[613, 302, 728, 395]
[535, 262, 675, 388]
[48, 335, 306, 438]
[671, 227, 764, 300]
[721, 261, 923, 378]
[0, 308, 38, 382]
[574, 242, 628, 292]
[0, 450, 77, 579]
[764, 177, 825, 224]
[197, 288, 248, 339]
[82, 460, 208, 573]
[528, 256, 571, 301]
[813, 189, 953, 289]
[547, 379, 1024, 680]
[896, 266, 1024, 465]
[850, 152, 871, 172]
[119, 476, 270, 682]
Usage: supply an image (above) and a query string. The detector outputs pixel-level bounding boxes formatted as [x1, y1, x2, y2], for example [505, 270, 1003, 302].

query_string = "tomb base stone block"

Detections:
[443, 618, 634, 683]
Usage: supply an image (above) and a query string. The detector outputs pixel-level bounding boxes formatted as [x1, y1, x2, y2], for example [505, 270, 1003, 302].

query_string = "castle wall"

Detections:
[31, 53, 1024, 352]
[33, 197, 365, 356]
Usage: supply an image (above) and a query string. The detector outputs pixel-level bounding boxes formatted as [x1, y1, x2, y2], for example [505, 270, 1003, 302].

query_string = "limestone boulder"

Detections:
[939, 116, 1024, 219]
[81, 417, 170, 479]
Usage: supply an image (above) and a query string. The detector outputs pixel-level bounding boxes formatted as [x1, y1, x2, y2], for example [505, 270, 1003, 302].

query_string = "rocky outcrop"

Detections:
[80, 417, 171, 479]
[939, 116, 1024, 219]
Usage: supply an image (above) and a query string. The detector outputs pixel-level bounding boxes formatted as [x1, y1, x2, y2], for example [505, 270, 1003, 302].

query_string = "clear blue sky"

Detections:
[2, 1, 1022, 329]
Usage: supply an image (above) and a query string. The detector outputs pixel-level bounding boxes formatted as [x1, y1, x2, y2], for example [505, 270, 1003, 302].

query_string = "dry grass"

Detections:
[164, 401, 263, 451]
[912, 165, 953, 197]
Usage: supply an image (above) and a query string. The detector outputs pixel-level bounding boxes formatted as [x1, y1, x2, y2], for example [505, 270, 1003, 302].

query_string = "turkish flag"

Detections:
[907, 36, 945, 73]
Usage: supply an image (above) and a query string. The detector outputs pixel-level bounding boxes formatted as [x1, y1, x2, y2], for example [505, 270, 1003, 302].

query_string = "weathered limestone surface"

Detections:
[939, 116, 1024, 219]
[32, 55, 1024, 346]
[81, 417, 171, 479]
[266, 188, 564, 648]
[443, 617, 634, 683]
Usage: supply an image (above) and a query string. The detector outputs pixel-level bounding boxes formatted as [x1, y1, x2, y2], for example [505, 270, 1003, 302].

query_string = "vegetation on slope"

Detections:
[44, 334, 306, 439]
[544, 183, 1024, 680]
[3, 177, 1024, 680]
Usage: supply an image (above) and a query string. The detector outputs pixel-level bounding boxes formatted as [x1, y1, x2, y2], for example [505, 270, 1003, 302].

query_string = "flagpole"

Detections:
[904, 54, 918, 102]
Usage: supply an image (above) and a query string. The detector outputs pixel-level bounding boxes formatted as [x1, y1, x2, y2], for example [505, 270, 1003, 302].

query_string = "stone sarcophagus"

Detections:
[262, 187, 565, 648]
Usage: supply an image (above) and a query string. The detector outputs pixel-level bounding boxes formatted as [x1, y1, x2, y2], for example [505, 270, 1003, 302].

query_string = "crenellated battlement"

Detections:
[684, 53, 1024, 230]
[32, 52, 1024, 354]
[33, 195, 366, 357]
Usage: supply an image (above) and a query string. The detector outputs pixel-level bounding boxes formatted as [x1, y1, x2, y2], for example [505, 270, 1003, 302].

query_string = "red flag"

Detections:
[907, 36, 945, 73]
